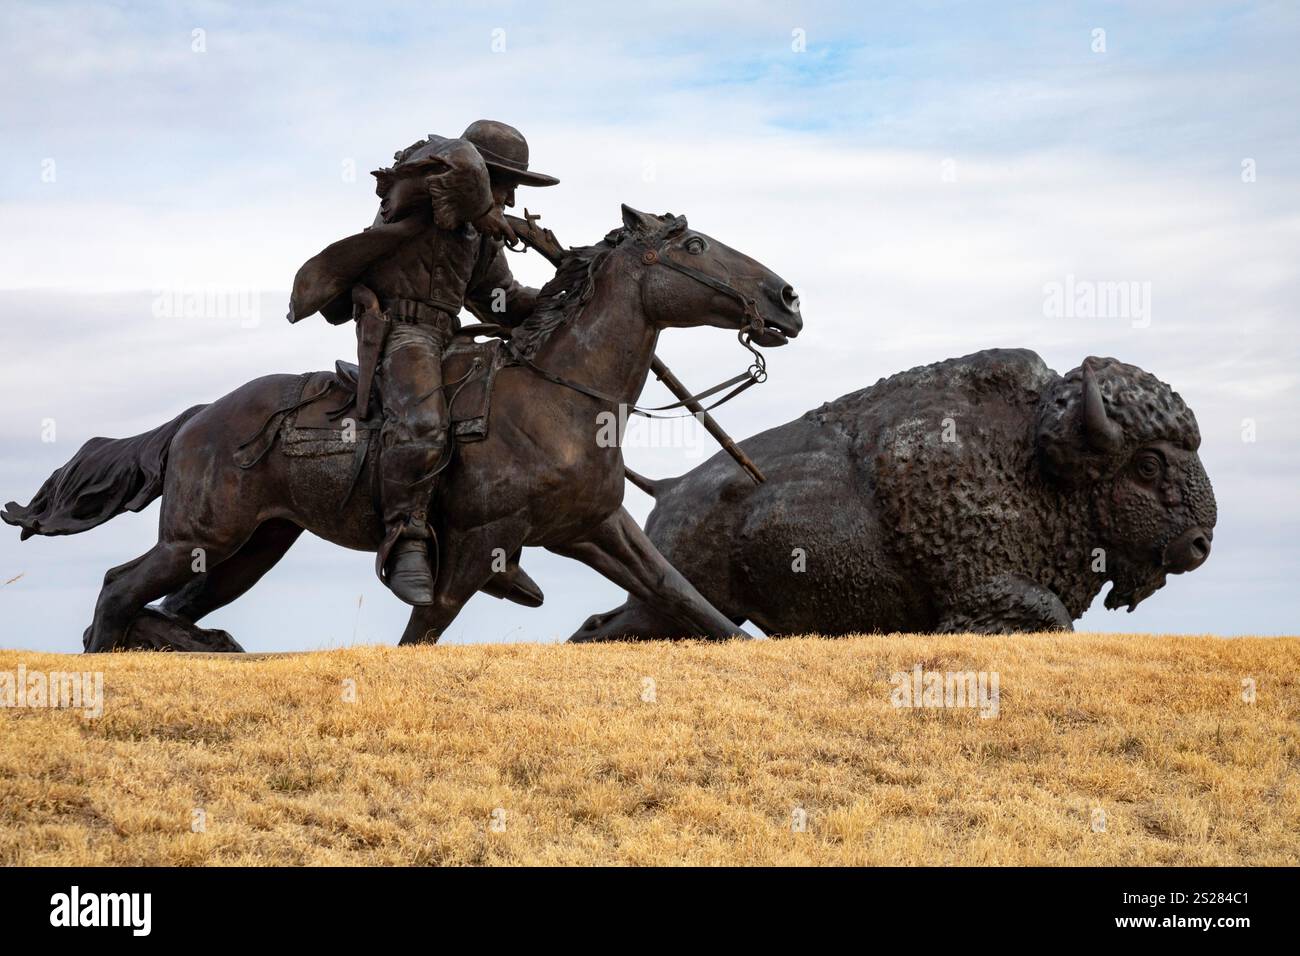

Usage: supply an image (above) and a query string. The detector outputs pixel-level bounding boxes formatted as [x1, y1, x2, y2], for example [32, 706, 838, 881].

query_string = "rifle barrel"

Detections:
[651, 357, 765, 484]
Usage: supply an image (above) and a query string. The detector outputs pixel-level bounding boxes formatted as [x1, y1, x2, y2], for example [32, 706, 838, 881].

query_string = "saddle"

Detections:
[234, 336, 509, 470]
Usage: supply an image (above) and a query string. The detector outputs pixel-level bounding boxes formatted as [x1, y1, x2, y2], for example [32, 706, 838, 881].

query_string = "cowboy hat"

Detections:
[460, 119, 559, 188]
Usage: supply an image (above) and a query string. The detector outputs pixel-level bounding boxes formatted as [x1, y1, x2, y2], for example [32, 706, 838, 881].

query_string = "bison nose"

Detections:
[1166, 527, 1212, 573]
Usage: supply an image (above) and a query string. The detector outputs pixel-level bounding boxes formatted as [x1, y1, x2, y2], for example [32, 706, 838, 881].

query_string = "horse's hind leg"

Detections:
[160, 519, 303, 624]
[84, 542, 213, 652]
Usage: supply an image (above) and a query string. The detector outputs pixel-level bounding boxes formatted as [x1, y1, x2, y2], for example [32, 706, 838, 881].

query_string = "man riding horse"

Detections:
[287, 120, 559, 606]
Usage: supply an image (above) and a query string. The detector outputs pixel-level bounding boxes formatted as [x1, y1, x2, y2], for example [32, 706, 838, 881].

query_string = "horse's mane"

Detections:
[509, 234, 619, 358]
[510, 214, 687, 358]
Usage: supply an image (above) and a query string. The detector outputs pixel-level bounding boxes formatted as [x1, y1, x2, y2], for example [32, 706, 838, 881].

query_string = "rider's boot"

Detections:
[377, 443, 442, 606]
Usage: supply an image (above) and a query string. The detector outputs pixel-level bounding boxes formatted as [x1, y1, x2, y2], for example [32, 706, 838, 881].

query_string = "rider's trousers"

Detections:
[376, 319, 450, 553]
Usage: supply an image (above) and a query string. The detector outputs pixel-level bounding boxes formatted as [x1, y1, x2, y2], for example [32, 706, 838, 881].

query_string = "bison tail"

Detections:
[2, 404, 206, 540]
[624, 467, 668, 497]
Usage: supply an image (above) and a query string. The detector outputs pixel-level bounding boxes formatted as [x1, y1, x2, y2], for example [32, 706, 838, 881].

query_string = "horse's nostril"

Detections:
[781, 285, 799, 312]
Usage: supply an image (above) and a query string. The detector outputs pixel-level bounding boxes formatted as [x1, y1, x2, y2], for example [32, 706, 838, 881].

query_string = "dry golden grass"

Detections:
[0, 633, 1296, 866]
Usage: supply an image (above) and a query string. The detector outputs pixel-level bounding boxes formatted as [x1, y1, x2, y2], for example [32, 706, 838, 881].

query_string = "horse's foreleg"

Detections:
[160, 519, 303, 623]
[550, 506, 747, 641]
[399, 521, 526, 645]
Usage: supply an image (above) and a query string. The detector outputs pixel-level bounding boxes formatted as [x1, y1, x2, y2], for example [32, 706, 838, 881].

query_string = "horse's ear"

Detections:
[372, 168, 395, 198]
[621, 204, 658, 235]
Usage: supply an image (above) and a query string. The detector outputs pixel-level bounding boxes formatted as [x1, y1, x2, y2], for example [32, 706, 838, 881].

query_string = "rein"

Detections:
[511, 231, 769, 420]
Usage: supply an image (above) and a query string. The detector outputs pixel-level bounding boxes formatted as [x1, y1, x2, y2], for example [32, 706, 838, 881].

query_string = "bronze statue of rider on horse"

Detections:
[287, 120, 560, 606]
[2, 119, 801, 654]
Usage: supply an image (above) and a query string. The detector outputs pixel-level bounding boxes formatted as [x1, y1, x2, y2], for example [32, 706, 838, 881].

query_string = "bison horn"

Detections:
[1082, 361, 1123, 452]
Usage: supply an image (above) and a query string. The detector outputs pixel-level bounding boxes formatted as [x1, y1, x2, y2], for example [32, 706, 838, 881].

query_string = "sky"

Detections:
[1, 0, 1297, 651]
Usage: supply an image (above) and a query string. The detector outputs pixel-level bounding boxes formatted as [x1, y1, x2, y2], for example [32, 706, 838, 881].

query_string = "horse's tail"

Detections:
[2, 404, 207, 540]
[624, 466, 676, 498]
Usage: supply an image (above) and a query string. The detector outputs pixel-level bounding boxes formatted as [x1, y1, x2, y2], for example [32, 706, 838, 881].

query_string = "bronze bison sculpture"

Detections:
[572, 348, 1217, 639]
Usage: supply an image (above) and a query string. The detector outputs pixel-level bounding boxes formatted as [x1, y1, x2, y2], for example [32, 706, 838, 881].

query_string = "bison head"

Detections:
[1036, 357, 1218, 612]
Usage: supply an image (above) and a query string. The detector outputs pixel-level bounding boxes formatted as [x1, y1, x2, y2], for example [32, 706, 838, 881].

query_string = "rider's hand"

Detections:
[472, 205, 517, 244]
[351, 284, 381, 316]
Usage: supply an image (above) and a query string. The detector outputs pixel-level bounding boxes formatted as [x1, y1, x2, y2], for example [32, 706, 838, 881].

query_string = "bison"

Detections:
[572, 349, 1217, 640]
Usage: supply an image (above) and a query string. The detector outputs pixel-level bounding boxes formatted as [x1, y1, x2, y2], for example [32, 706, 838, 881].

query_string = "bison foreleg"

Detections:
[567, 597, 690, 642]
[937, 575, 1074, 634]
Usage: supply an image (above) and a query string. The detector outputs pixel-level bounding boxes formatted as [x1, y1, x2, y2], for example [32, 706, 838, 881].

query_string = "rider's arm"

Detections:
[464, 244, 540, 327]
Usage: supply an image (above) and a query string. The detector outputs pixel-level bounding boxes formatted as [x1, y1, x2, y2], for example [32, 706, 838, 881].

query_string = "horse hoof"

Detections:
[502, 565, 544, 608]
[121, 608, 244, 652]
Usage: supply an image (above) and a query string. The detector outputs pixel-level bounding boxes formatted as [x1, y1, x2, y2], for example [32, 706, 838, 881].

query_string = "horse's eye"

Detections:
[685, 237, 707, 255]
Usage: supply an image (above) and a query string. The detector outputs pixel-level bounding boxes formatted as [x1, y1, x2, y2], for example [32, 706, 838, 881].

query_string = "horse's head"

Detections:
[616, 205, 802, 347]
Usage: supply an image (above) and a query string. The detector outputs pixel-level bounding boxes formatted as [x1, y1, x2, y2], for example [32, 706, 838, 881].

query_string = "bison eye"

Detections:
[1135, 451, 1162, 481]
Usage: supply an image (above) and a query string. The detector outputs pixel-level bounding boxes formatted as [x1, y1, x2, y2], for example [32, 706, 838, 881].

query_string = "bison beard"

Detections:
[1104, 566, 1169, 612]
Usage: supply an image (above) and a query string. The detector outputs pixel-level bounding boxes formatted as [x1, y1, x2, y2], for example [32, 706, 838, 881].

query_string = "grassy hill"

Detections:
[1, 633, 1296, 865]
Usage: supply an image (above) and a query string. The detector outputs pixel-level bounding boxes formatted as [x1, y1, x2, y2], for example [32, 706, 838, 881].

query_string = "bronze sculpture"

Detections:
[3, 198, 802, 651]
[2, 122, 1220, 652]
[572, 350, 1217, 640]
[289, 120, 558, 606]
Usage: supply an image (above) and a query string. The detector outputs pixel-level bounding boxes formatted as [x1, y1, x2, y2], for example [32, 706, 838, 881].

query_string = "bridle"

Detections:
[509, 225, 770, 419]
[639, 238, 768, 338]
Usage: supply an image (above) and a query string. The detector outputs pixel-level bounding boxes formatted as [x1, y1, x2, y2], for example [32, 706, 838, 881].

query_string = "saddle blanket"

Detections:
[234, 338, 507, 466]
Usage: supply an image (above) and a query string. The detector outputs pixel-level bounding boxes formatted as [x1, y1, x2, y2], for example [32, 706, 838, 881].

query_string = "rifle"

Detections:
[505, 211, 766, 485]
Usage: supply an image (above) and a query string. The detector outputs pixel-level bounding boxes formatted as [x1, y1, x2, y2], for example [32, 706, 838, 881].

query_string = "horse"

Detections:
[3, 205, 802, 652]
